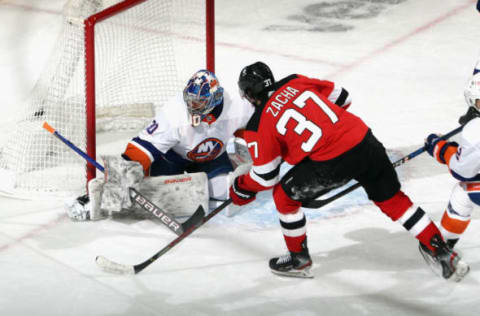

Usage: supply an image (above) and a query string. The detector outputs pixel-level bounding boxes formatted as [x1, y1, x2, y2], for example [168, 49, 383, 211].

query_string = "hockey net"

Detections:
[0, 0, 214, 198]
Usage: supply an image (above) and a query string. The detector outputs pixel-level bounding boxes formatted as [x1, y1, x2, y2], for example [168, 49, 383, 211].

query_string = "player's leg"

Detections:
[188, 151, 243, 216]
[149, 149, 190, 176]
[357, 132, 469, 281]
[439, 182, 476, 248]
[269, 157, 354, 278]
[270, 184, 312, 278]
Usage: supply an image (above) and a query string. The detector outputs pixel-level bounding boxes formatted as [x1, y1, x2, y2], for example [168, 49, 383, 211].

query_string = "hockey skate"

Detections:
[269, 240, 313, 278]
[418, 235, 470, 282]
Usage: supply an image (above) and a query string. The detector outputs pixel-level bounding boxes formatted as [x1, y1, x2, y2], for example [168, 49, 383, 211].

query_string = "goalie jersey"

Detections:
[123, 91, 254, 175]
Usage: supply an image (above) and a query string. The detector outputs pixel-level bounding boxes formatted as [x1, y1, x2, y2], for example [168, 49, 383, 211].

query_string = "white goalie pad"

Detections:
[136, 172, 209, 218]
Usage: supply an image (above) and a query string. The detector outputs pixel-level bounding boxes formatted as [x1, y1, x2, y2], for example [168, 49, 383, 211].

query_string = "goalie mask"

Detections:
[183, 70, 224, 126]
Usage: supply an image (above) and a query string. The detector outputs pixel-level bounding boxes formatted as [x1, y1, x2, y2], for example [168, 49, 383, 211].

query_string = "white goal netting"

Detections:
[0, 0, 210, 198]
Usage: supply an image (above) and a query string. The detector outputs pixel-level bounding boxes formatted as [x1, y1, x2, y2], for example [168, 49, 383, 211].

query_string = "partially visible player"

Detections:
[229, 61, 469, 281]
[66, 70, 253, 221]
[424, 73, 480, 250]
[422, 0, 480, 250]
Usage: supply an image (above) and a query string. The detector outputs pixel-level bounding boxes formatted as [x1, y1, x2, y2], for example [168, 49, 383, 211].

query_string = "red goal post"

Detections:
[0, 0, 215, 198]
[84, 0, 215, 183]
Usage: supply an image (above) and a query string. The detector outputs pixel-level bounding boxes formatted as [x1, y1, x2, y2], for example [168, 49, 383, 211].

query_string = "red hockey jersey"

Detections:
[239, 74, 369, 192]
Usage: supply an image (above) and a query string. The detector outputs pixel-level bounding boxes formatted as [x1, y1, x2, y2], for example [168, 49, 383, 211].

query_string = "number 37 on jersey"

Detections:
[247, 89, 340, 159]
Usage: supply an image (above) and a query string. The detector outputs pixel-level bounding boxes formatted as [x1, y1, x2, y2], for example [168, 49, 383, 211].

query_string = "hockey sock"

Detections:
[375, 191, 441, 252]
[278, 211, 307, 253]
[440, 208, 471, 241]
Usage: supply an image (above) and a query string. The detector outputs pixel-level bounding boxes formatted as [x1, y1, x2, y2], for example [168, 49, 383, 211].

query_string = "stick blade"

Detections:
[181, 205, 205, 231]
[96, 255, 135, 275]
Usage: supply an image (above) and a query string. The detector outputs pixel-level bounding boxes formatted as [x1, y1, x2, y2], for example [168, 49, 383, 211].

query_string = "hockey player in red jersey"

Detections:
[229, 61, 470, 281]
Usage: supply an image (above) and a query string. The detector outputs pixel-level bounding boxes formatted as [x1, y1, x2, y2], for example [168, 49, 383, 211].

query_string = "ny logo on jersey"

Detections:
[187, 138, 224, 162]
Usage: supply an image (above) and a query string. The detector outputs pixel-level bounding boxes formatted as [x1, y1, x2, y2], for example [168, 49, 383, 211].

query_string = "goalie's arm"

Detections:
[122, 116, 179, 175]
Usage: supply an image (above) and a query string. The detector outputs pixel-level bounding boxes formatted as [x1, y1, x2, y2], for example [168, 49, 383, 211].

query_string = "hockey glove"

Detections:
[229, 177, 257, 206]
[424, 134, 442, 156]
[425, 134, 458, 164]
[459, 106, 480, 125]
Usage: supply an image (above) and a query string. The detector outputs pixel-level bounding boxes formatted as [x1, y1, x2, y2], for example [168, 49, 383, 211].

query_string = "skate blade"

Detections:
[452, 260, 470, 283]
[271, 267, 314, 279]
[419, 246, 443, 278]
[419, 245, 470, 282]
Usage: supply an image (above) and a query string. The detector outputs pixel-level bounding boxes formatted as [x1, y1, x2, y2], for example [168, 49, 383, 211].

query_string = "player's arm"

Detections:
[424, 134, 459, 166]
[327, 83, 351, 110]
[306, 76, 352, 110]
[425, 120, 480, 181]
[229, 127, 282, 205]
[447, 119, 480, 181]
[123, 115, 178, 175]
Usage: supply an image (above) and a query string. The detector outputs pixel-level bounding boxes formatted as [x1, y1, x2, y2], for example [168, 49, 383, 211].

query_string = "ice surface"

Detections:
[0, 1, 479, 315]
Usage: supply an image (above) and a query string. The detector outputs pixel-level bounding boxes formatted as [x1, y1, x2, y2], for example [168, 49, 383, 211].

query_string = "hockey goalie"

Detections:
[66, 70, 253, 222]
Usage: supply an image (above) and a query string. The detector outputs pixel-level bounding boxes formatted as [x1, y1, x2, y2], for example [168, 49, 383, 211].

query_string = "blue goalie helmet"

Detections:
[183, 70, 224, 126]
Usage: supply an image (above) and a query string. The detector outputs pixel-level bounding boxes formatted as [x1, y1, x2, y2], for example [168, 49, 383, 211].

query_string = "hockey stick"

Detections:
[42, 121, 204, 236]
[96, 198, 233, 274]
[302, 125, 464, 209]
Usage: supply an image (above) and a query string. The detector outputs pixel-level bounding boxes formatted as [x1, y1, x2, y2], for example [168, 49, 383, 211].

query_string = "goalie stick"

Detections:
[96, 198, 233, 274]
[42, 121, 204, 236]
[302, 125, 464, 209]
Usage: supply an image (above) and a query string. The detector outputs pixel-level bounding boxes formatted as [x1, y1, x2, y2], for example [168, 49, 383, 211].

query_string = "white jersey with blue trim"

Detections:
[132, 91, 254, 164]
[449, 118, 480, 180]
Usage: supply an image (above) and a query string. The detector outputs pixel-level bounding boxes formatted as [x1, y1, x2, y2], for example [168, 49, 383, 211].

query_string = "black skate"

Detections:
[446, 238, 459, 249]
[269, 240, 313, 278]
[418, 235, 469, 282]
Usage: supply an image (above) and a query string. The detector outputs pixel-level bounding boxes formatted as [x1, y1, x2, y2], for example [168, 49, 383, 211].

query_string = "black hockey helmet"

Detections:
[238, 61, 275, 105]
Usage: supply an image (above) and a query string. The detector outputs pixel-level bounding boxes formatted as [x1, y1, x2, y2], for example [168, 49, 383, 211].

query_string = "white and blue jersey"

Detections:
[123, 91, 254, 178]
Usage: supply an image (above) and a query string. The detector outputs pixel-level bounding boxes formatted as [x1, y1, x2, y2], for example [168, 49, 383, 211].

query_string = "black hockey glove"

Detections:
[459, 106, 480, 125]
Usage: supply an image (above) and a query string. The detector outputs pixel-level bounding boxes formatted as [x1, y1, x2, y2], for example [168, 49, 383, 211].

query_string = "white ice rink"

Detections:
[1, 0, 480, 315]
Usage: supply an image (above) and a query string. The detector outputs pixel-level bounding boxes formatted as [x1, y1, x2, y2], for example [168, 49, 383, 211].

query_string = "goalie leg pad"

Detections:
[137, 172, 209, 218]
[88, 177, 106, 220]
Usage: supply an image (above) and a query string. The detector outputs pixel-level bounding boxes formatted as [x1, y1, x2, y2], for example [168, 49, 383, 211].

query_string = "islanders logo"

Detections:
[187, 138, 224, 162]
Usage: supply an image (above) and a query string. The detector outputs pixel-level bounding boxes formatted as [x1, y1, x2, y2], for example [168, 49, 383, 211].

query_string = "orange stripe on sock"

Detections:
[441, 211, 470, 234]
